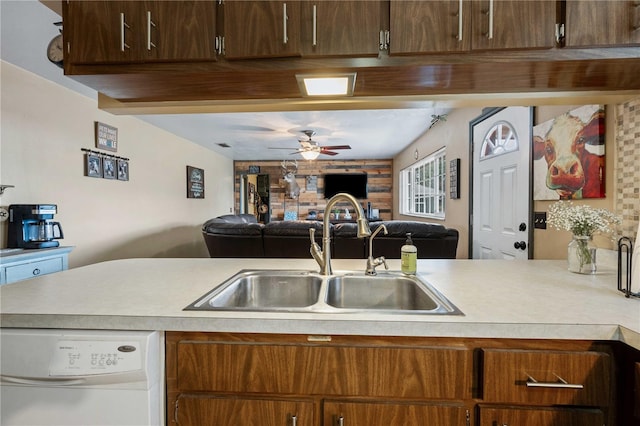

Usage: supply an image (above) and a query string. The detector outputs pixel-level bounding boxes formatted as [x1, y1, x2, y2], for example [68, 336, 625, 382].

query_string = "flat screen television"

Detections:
[323, 173, 368, 199]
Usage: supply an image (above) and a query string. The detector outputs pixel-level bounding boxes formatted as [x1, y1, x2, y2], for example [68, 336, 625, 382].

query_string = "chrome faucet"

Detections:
[309, 193, 371, 275]
[366, 224, 388, 275]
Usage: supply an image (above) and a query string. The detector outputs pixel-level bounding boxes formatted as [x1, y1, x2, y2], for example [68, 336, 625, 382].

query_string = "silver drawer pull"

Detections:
[526, 374, 584, 389]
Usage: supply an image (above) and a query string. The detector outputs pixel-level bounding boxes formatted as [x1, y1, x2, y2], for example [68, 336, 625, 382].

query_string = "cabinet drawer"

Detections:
[176, 342, 472, 399]
[323, 400, 468, 426]
[482, 349, 610, 406]
[176, 394, 315, 426]
[5, 257, 64, 283]
[479, 405, 604, 426]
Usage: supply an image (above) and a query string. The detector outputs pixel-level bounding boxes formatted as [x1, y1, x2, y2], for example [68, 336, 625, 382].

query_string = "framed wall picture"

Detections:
[187, 166, 205, 198]
[533, 104, 605, 200]
[85, 153, 102, 178]
[103, 157, 116, 179]
[94, 121, 118, 152]
[117, 159, 129, 181]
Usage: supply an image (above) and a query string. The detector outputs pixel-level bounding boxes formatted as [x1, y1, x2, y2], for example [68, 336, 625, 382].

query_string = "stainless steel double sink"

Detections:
[185, 270, 462, 315]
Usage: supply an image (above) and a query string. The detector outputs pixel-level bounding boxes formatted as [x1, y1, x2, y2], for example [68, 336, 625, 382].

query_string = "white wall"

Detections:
[0, 62, 234, 267]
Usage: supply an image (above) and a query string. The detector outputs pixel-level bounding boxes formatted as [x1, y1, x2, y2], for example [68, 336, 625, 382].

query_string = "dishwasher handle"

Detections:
[1, 375, 87, 386]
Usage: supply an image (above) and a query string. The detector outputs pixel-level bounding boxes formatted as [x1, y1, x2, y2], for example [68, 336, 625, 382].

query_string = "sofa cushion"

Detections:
[263, 220, 327, 236]
[371, 220, 451, 238]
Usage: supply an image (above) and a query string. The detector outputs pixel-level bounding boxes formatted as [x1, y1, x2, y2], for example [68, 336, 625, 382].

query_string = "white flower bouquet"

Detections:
[547, 201, 621, 273]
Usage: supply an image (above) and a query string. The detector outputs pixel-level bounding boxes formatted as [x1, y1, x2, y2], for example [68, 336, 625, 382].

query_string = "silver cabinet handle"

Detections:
[488, 0, 494, 39]
[147, 11, 156, 50]
[457, 0, 463, 41]
[120, 12, 130, 51]
[337, 415, 344, 426]
[283, 3, 288, 44]
[312, 4, 317, 46]
[526, 374, 584, 389]
[291, 414, 297, 426]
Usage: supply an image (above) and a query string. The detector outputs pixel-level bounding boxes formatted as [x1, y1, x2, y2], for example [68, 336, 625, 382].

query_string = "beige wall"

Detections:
[0, 61, 234, 268]
[393, 108, 483, 259]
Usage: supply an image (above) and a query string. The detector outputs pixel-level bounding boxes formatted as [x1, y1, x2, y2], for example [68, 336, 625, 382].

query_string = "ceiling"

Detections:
[1, 1, 446, 161]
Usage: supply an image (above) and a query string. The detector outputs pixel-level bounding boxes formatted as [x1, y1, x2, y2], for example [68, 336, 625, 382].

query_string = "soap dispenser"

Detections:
[401, 232, 417, 275]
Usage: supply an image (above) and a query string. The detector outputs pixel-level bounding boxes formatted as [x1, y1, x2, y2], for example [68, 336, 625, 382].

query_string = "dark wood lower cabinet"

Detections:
[323, 400, 468, 426]
[478, 405, 604, 426]
[166, 332, 628, 425]
[175, 395, 315, 426]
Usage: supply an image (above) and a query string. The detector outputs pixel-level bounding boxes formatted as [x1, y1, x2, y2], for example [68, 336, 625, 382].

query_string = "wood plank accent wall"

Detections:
[234, 160, 393, 222]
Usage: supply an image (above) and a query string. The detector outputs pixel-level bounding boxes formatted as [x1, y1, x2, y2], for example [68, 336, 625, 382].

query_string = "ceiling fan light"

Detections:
[296, 73, 356, 97]
[300, 150, 320, 160]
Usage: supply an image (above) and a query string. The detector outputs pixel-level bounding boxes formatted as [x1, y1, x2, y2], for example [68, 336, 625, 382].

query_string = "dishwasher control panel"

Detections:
[49, 339, 143, 376]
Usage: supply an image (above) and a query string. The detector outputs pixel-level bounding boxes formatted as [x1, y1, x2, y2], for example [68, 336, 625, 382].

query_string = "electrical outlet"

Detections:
[534, 212, 547, 229]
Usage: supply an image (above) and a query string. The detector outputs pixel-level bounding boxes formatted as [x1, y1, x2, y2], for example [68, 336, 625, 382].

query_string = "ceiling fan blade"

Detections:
[229, 124, 277, 132]
[321, 150, 339, 156]
[321, 145, 351, 150]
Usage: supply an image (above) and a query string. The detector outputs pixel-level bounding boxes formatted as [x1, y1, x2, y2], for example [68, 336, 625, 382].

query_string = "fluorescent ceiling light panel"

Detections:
[296, 73, 356, 96]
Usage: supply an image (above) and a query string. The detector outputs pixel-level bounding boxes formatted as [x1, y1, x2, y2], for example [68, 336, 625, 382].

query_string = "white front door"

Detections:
[471, 107, 532, 259]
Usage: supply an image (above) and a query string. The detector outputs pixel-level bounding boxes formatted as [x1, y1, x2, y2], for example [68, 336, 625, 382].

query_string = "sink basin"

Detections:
[325, 273, 461, 314]
[185, 270, 323, 311]
[185, 270, 462, 315]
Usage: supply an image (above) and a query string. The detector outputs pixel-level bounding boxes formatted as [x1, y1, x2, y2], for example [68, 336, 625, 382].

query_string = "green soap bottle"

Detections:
[401, 232, 417, 275]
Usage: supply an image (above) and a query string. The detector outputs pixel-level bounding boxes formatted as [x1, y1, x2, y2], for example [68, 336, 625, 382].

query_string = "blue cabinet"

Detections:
[0, 247, 73, 285]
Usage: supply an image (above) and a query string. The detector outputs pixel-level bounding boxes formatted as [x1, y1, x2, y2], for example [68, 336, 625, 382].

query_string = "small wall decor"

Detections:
[187, 165, 205, 198]
[248, 165, 260, 174]
[449, 158, 460, 199]
[306, 175, 317, 192]
[533, 104, 605, 200]
[103, 156, 116, 179]
[94, 121, 118, 152]
[117, 159, 129, 181]
[85, 152, 102, 178]
[82, 148, 129, 181]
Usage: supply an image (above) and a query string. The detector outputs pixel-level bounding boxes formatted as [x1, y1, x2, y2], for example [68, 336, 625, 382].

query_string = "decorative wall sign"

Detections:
[187, 166, 205, 198]
[306, 175, 318, 192]
[248, 165, 261, 174]
[533, 104, 605, 200]
[449, 158, 460, 199]
[95, 121, 118, 152]
[85, 152, 102, 178]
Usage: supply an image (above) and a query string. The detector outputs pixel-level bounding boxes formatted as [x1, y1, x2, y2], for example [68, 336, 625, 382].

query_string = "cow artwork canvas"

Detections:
[533, 105, 606, 200]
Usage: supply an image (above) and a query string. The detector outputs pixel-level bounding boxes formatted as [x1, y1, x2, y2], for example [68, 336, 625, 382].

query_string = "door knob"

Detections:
[519, 222, 527, 232]
[514, 241, 527, 250]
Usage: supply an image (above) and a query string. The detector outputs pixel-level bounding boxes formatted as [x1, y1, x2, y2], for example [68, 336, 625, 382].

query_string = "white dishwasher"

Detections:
[0, 329, 164, 426]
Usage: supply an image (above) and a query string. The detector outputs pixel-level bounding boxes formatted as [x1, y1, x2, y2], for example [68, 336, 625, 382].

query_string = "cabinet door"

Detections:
[323, 400, 468, 426]
[471, 0, 556, 50]
[223, 1, 301, 59]
[176, 395, 315, 426]
[479, 405, 604, 426]
[301, 1, 382, 57]
[65, 0, 135, 64]
[143, 1, 217, 61]
[389, 0, 472, 54]
[565, 0, 640, 47]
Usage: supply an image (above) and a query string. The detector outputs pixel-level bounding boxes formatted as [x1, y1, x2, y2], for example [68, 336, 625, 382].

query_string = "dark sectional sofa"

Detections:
[202, 214, 459, 259]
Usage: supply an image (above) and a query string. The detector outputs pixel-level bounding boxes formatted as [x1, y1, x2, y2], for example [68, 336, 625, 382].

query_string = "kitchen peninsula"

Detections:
[1, 258, 639, 425]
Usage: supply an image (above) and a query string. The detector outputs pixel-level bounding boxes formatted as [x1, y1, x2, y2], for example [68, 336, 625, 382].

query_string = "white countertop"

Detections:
[1, 258, 638, 349]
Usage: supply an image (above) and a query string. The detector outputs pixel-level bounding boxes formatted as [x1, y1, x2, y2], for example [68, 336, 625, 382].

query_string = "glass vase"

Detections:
[567, 235, 597, 274]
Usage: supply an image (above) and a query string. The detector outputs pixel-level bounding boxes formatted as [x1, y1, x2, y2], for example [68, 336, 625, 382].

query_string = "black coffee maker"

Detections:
[7, 204, 64, 249]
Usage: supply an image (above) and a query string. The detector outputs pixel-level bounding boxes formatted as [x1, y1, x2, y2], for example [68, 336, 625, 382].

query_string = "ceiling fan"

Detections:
[269, 130, 351, 160]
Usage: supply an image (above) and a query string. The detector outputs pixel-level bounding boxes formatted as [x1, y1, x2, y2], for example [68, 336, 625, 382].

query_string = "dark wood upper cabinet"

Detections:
[565, 0, 640, 47]
[300, 1, 383, 57]
[470, 0, 556, 50]
[223, 0, 302, 59]
[390, 0, 555, 55]
[390, 0, 472, 54]
[64, 1, 217, 64]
